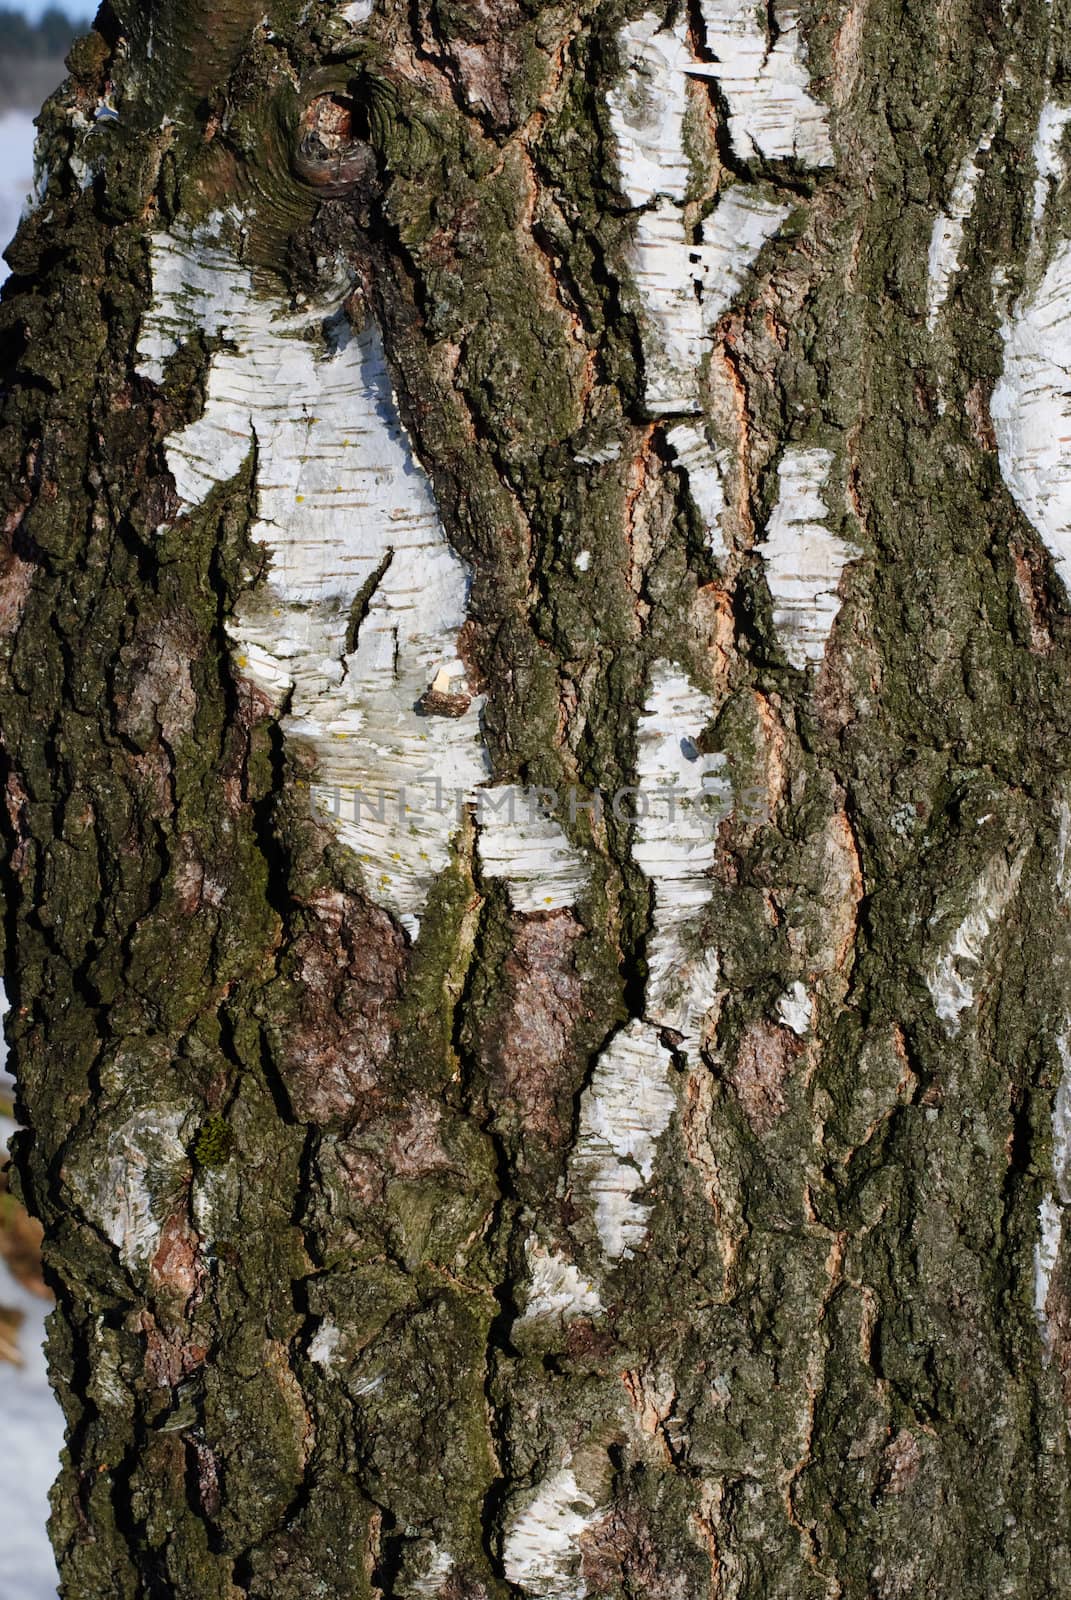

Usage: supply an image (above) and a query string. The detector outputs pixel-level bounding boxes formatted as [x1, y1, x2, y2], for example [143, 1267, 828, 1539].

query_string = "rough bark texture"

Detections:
[3, 0, 1071, 1596]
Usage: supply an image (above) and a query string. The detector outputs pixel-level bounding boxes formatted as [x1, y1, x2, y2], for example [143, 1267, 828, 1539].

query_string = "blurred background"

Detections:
[2, 9, 89, 1597]
[1, 2, 87, 257]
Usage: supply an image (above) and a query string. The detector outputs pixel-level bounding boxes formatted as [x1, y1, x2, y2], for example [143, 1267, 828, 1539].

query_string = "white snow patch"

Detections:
[0, 1273, 64, 1600]
[137, 214, 488, 935]
[572, 1020, 678, 1259]
[0, 110, 36, 270]
[926, 104, 999, 330]
[517, 1240, 604, 1327]
[692, 0, 834, 167]
[926, 849, 1026, 1035]
[475, 786, 588, 914]
[992, 242, 1071, 596]
[760, 448, 858, 669]
[502, 1465, 600, 1598]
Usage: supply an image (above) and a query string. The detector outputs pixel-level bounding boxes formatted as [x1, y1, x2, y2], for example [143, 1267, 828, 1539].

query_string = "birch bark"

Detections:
[3, 0, 1071, 1595]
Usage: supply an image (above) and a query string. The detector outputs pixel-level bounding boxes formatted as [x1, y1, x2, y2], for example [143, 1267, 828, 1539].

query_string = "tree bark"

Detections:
[3, 0, 1071, 1594]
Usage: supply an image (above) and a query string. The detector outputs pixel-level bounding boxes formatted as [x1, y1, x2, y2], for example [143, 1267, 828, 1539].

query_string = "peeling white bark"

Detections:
[572, 1020, 678, 1259]
[992, 242, 1071, 596]
[1032, 101, 1071, 232]
[308, 1321, 342, 1368]
[1036, 1191, 1063, 1355]
[634, 663, 728, 1052]
[401, 1545, 455, 1598]
[1053, 1030, 1071, 1207]
[516, 1240, 604, 1328]
[692, 0, 834, 167]
[138, 214, 488, 935]
[926, 101, 1000, 330]
[609, 15, 789, 418]
[1037, 811, 1071, 1355]
[625, 189, 789, 416]
[475, 787, 588, 913]
[666, 422, 731, 563]
[926, 849, 1026, 1035]
[84, 1108, 189, 1272]
[609, 14, 695, 210]
[1037, 1029, 1071, 1352]
[776, 981, 812, 1036]
[760, 448, 857, 669]
[568, 666, 726, 1263]
[502, 1465, 600, 1598]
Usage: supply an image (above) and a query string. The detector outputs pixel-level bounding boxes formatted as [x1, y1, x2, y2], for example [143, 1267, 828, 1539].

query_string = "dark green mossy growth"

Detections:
[192, 1113, 235, 1168]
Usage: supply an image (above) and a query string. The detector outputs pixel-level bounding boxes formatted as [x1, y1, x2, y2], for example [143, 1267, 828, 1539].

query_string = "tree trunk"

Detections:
[3, 0, 1071, 1594]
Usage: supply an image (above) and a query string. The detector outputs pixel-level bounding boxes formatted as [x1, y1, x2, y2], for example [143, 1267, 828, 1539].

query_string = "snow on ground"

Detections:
[0, 1244, 62, 1600]
[1, 977, 63, 1600]
[0, 110, 36, 267]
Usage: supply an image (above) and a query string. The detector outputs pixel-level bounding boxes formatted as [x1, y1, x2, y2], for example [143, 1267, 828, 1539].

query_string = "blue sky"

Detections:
[11, 0, 92, 20]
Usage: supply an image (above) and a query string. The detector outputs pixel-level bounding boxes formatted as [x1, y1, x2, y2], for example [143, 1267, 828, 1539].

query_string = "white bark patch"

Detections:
[308, 1321, 342, 1368]
[1037, 813, 1071, 1356]
[609, 15, 790, 418]
[1032, 101, 1071, 231]
[516, 1240, 605, 1328]
[572, 1020, 678, 1259]
[692, 0, 834, 166]
[1037, 1032, 1071, 1354]
[609, 14, 695, 209]
[401, 1545, 455, 1598]
[992, 242, 1071, 596]
[88, 1108, 189, 1272]
[342, 0, 374, 21]
[634, 663, 728, 1054]
[627, 190, 789, 417]
[1035, 1191, 1063, 1354]
[567, 667, 725, 1262]
[926, 98, 1000, 331]
[777, 981, 813, 1036]
[760, 448, 858, 669]
[502, 1466, 600, 1598]
[138, 216, 488, 935]
[1053, 1031, 1071, 1206]
[475, 786, 588, 913]
[926, 849, 1027, 1035]
[1055, 794, 1071, 902]
[666, 422, 731, 562]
